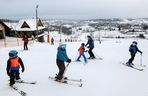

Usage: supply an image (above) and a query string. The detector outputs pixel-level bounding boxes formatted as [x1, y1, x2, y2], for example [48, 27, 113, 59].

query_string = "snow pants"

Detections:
[128, 53, 135, 64]
[88, 48, 95, 58]
[9, 70, 20, 86]
[24, 42, 28, 50]
[56, 59, 65, 80]
[77, 52, 87, 62]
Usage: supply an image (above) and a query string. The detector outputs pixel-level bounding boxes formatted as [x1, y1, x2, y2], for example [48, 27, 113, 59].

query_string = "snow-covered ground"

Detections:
[0, 37, 34, 48]
[0, 36, 148, 96]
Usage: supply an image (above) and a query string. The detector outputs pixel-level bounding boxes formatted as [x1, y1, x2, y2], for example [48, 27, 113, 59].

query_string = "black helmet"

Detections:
[87, 35, 91, 38]
[132, 41, 138, 45]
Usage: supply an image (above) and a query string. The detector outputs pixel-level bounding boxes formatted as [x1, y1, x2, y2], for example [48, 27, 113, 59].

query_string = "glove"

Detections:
[140, 51, 143, 54]
[67, 59, 71, 63]
[22, 68, 25, 73]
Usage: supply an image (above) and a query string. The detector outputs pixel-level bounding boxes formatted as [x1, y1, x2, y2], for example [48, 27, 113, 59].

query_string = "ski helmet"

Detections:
[87, 35, 91, 39]
[59, 43, 66, 49]
[132, 41, 138, 45]
[9, 50, 18, 58]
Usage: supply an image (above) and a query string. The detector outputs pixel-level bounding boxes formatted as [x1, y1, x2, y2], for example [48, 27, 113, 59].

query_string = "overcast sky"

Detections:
[1, 0, 148, 19]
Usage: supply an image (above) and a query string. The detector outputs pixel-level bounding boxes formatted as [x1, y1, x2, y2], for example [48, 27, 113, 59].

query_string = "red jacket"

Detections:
[23, 37, 28, 43]
[78, 46, 85, 55]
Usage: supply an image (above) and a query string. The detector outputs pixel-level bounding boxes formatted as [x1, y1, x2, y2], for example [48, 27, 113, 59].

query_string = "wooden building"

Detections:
[0, 20, 14, 39]
[14, 18, 45, 38]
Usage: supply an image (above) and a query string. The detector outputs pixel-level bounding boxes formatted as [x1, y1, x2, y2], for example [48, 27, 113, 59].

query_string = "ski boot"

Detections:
[126, 62, 133, 67]
[15, 79, 24, 83]
[76, 60, 81, 62]
[10, 84, 17, 89]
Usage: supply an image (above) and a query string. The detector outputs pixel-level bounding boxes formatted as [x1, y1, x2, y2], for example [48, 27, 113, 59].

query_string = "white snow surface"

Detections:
[0, 38, 148, 96]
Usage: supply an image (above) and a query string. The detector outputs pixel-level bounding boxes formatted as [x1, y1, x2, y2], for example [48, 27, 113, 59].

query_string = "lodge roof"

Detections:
[15, 18, 45, 31]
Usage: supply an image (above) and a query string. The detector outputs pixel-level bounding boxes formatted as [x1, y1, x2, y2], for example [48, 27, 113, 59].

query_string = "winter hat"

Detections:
[81, 43, 85, 46]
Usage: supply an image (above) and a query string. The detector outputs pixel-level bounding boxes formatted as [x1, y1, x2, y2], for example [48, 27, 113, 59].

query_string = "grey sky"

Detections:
[1, 0, 148, 19]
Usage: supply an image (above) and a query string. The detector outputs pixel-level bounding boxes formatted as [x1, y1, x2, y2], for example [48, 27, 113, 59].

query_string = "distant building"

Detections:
[14, 18, 45, 38]
[0, 20, 13, 39]
[0, 18, 45, 38]
[0, 20, 5, 39]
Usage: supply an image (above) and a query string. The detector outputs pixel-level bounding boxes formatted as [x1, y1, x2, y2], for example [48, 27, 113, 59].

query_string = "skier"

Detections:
[51, 37, 54, 45]
[126, 41, 142, 66]
[76, 43, 87, 63]
[55, 43, 71, 81]
[6, 50, 25, 87]
[85, 35, 95, 59]
[22, 34, 29, 50]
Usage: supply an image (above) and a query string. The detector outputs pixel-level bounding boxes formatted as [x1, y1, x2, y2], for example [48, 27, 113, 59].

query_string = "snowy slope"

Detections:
[0, 38, 148, 96]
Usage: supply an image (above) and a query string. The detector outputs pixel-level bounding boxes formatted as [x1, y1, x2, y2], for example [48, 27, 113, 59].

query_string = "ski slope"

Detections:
[0, 38, 148, 96]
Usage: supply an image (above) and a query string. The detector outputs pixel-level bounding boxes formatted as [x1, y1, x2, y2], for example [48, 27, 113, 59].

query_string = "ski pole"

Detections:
[61, 63, 70, 81]
[94, 51, 103, 60]
[140, 53, 142, 66]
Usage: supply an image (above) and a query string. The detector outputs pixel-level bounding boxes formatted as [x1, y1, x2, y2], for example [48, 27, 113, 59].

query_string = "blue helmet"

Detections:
[9, 50, 18, 58]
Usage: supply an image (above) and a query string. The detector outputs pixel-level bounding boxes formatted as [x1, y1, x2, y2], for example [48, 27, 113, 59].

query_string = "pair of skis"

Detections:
[48, 76, 83, 87]
[87, 57, 103, 60]
[48, 63, 83, 87]
[10, 86, 27, 96]
[15, 80, 37, 84]
[9, 80, 36, 96]
[72, 57, 103, 63]
[121, 62, 145, 71]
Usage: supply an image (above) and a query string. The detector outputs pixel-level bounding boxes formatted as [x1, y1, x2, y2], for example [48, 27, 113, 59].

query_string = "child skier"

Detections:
[55, 44, 71, 81]
[6, 50, 25, 87]
[51, 37, 54, 45]
[126, 41, 142, 66]
[23, 34, 29, 50]
[76, 43, 87, 63]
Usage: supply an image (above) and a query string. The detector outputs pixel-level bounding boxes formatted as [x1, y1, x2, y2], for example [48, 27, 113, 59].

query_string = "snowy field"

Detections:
[0, 38, 148, 96]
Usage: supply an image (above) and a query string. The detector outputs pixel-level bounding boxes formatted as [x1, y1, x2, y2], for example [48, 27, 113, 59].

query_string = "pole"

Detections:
[2, 29, 6, 47]
[61, 63, 70, 82]
[60, 23, 62, 42]
[140, 53, 146, 67]
[15, 31, 19, 46]
[36, 5, 39, 41]
[14, 25, 19, 46]
[47, 22, 50, 43]
[98, 28, 101, 44]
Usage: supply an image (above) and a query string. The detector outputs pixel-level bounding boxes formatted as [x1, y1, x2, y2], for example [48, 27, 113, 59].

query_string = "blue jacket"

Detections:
[57, 46, 69, 62]
[129, 44, 141, 55]
[86, 38, 94, 48]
